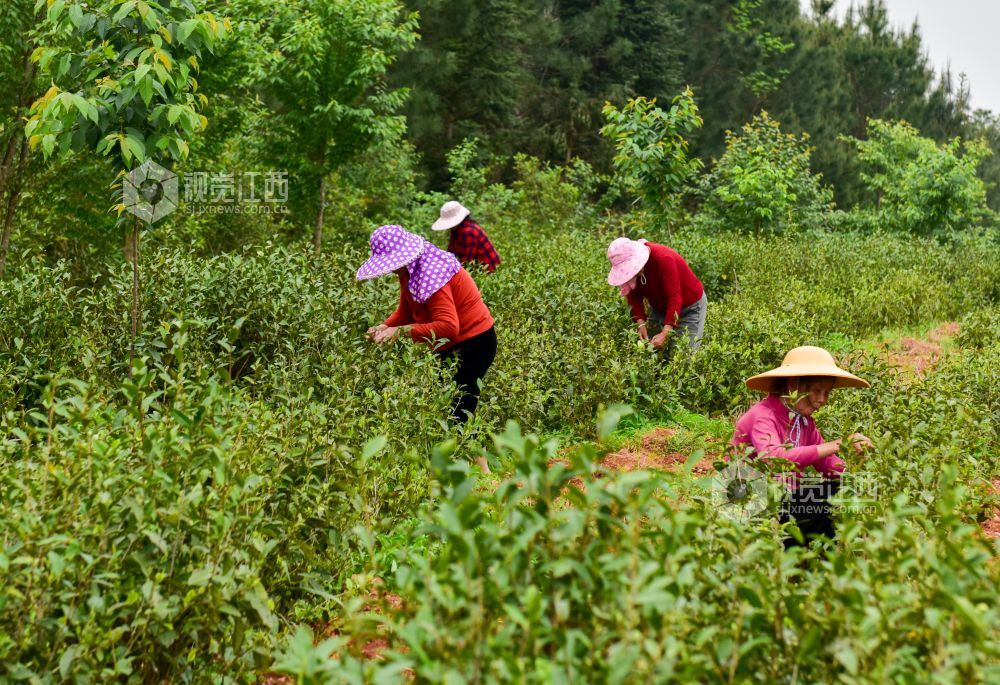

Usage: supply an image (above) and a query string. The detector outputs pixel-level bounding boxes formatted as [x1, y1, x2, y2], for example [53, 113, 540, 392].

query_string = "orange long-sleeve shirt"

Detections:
[384, 268, 494, 350]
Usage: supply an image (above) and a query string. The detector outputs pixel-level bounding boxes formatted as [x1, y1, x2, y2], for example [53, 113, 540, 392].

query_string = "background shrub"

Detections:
[696, 111, 835, 234]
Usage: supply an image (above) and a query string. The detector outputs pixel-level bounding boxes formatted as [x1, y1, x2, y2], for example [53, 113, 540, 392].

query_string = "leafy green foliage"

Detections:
[600, 90, 703, 221]
[727, 0, 795, 98]
[697, 111, 834, 234]
[518, 0, 685, 168]
[394, 0, 685, 184]
[0, 361, 280, 680]
[4, 3, 1000, 681]
[26, 0, 229, 171]
[272, 413, 999, 682]
[842, 119, 992, 238]
[2, 168, 1000, 679]
[390, 0, 533, 185]
[249, 0, 417, 247]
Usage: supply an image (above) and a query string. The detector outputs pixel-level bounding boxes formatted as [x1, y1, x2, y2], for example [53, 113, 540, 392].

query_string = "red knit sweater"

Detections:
[625, 243, 704, 325]
[384, 268, 494, 350]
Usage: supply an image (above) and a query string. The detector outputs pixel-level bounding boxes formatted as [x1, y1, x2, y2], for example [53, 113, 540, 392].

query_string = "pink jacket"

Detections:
[731, 394, 844, 481]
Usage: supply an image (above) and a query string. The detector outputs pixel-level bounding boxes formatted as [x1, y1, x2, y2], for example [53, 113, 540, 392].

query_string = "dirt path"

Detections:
[982, 478, 1000, 541]
[600, 427, 716, 475]
[547, 427, 717, 486]
[884, 321, 959, 376]
[259, 581, 406, 683]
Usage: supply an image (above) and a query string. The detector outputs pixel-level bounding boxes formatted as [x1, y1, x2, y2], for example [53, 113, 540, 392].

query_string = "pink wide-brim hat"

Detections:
[432, 200, 471, 231]
[356, 225, 427, 280]
[606, 237, 651, 286]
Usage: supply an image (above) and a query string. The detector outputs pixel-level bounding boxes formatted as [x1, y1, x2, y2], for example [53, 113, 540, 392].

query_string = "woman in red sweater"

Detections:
[357, 225, 497, 424]
[606, 237, 707, 351]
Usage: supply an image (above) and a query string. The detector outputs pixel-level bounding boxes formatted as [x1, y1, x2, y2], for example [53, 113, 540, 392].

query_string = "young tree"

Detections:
[600, 89, 703, 226]
[26, 0, 229, 368]
[0, 1, 41, 276]
[698, 111, 834, 234]
[251, 0, 417, 254]
[843, 119, 991, 238]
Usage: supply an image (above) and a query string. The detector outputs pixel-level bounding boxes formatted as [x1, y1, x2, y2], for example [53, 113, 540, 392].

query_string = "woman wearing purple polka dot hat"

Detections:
[358, 224, 498, 426]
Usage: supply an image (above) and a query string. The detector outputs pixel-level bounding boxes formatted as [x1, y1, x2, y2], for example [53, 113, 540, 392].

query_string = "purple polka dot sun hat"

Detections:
[357, 224, 461, 303]
[356, 225, 427, 280]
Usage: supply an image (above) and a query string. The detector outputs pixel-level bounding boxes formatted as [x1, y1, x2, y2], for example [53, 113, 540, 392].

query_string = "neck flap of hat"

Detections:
[406, 241, 461, 303]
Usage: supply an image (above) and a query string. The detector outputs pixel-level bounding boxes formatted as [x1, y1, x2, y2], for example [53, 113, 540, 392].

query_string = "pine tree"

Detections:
[520, 0, 684, 166]
[392, 0, 534, 187]
[661, 0, 798, 165]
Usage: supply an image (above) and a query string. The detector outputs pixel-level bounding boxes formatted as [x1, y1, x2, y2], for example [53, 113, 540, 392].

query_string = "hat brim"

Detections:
[746, 364, 870, 393]
[356, 239, 426, 280]
[607, 245, 651, 286]
[431, 207, 470, 231]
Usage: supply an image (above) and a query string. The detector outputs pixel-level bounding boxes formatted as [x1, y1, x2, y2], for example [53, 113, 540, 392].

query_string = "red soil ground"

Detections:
[885, 322, 960, 375]
[258, 580, 407, 683]
[600, 427, 715, 475]
[982, 478, 1000, 541]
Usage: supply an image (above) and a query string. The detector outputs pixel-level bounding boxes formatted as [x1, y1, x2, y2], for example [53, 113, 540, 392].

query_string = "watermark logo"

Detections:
[183, 170, 289, 215]
[711, 458, 770, 523]
[123, 160, 179, 223]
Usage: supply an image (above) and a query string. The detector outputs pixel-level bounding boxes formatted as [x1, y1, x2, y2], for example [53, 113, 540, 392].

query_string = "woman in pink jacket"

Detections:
[731, 346, 872, 547]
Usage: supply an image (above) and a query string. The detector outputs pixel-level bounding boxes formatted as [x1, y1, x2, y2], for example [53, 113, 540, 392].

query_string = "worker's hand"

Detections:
[847, 433, 873, 454]
[650, 327, 672, 349]
[366, 323, 388, 340]
[818, 439, 842, 458]
[637, 322, 649, 341]
[372, 326, 400, 345]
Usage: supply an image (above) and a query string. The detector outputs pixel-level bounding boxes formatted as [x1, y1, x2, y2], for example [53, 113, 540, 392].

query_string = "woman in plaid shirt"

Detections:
[432, 201, 501, 272]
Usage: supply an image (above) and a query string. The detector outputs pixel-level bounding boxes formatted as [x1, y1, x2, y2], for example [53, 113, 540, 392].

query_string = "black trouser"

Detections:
[437, 326, 497, 423]
[779, 478, 840, 548]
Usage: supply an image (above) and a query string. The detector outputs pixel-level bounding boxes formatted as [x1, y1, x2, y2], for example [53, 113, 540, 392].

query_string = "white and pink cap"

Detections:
[606, 237, 650, 287]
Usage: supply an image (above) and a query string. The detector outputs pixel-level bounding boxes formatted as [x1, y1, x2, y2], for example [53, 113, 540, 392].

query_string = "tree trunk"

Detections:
[313, 175, 327, 256]
[0, 50, 35, 186]
[0, 50, 32, 195]
[0, 50, 37, 276]
[0, 137, 29, 277]
[128, 219, 141, 375]
[0, 134, 18, 200]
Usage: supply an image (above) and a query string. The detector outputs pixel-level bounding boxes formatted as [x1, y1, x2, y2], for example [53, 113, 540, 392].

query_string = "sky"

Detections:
[799, 0, 1000, 114]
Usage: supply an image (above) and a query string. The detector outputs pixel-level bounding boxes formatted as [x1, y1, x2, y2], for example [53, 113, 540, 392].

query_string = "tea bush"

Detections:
[0, 347, 445, 680]
[2, 163, 1000, 680]
[0, 361, 280, 681]
[272, 418, 1000, 683]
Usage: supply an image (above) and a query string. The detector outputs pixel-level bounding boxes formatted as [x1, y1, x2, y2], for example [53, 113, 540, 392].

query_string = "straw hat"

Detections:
[356, 225, 427, 280]
[432, 201, 471, 231]
[745, 346, 869, 393]
[606, 237, 651, 286]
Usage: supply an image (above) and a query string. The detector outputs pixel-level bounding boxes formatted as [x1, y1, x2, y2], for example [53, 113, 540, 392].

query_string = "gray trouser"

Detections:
[648, 292, 708, 351]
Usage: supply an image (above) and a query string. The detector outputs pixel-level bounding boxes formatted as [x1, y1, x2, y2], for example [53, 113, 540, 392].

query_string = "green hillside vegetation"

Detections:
[0, 0, 998, 682]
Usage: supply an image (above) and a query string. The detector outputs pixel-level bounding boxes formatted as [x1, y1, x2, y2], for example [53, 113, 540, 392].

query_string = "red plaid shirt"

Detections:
[447, 219, 501, 272]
